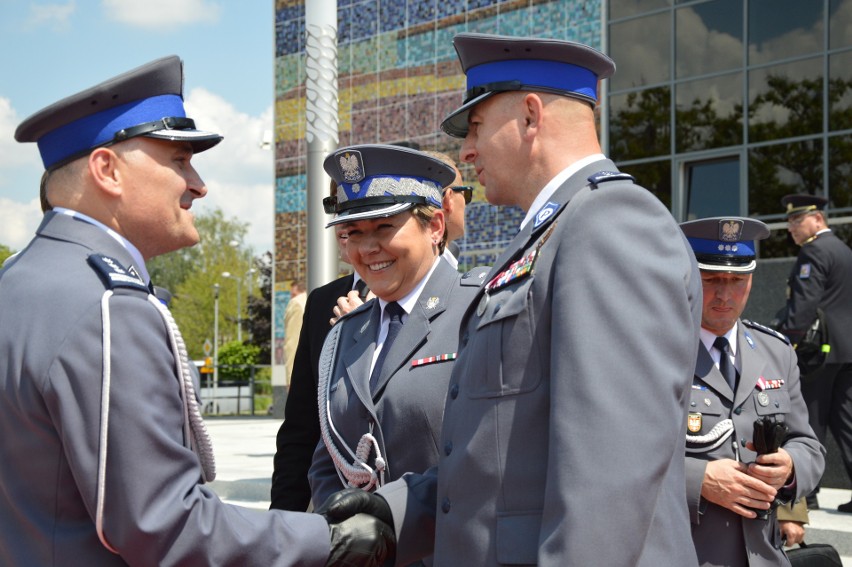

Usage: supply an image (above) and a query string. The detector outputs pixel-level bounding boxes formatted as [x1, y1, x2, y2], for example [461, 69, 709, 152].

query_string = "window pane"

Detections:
[676, 73, 743, 152]
[748, 139, 824, 218]
[685, 158, 740, 219]
[829, 134, 852, 210]
[609, 12, 671, 91]
[829, 51, 852, 131]
[610, 86, 672, 161]
[749, 0, 824, 65]
[676, 0, 742, 78]
[830, 0, 852, 50]
[748, 58, 823, 143]
[759, 229, 799, 260]
[623, 160, 672, 209]
[610, 0, 671, 20]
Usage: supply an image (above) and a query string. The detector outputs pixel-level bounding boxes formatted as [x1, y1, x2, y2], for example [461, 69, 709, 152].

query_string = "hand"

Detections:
[326, 513, 396, 567]
[330, 291, 374, 325]
[701, 459, 776, 518]
[745, 444, 794, 491]
[316, 488, 394, 528]
[780, 520, 806, 546]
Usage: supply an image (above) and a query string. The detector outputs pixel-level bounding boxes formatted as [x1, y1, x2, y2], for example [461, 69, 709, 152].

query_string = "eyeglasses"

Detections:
[446, 185, 473, 204]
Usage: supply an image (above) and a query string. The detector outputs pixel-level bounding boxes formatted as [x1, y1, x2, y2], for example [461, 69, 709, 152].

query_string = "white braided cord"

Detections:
[686, 418, 735, 453]
[317, 321, 386, 491]
[148, 295, 216, 482]
[96, 291, 119, 554]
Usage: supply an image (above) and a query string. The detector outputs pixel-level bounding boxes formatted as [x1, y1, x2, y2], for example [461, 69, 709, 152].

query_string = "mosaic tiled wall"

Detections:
[273, 0, 602, 355]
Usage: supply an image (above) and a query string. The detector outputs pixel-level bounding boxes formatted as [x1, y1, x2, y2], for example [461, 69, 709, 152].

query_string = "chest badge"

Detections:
[688, 412, 702, 433]
[476, 294, 489, 316]
[426, 296, 440, 310]
[757, 392, 770, 407]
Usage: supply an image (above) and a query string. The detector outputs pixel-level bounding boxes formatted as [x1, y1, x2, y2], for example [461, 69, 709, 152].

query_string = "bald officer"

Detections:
[777, 194, 852, 513]
[0, 56, 392, 566]
[681, 217, 824, 567]
[318, 33, 703, 566]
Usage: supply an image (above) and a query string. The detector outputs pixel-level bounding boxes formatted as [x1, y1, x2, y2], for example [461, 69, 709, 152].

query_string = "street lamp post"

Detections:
[221, 271, 243, 342]
[212, 283, 220, 411]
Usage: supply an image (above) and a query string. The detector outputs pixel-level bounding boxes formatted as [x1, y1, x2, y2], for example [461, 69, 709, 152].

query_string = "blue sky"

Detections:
[0, 0, 276, 253]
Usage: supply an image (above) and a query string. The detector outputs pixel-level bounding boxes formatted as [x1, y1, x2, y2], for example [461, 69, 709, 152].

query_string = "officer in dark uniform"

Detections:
[778, 194, 852, 512]
[681, 217, 824, 567]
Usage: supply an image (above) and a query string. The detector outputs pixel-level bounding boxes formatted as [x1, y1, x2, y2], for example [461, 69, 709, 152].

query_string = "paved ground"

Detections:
[205, 417, 852, 565]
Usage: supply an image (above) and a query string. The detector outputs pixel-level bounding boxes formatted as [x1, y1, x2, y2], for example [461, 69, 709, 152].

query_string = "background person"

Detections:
[777, 194, 852, 513]
[321, 32, 703, 566]
[284, 279, 307, 383]
[680, 216, 823, 567]
[0, 55, 391, 567]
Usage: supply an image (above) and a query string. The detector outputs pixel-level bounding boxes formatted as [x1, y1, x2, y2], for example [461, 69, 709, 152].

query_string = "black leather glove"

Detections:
[326, 512, 396, 567]
[316, 487, 394, 529]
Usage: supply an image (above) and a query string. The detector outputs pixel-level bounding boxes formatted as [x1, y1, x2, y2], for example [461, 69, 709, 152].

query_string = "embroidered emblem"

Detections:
[704, 398, 712, 407]
[338, 150, 364, 183]
[687, 413, 702, 433]
[411, 353, 457, 367]
[756, 376, 785, 391]
[534, 201, 559, 229]
[87, 254, 148, 292]
[426, 296, 440, 310]
[485, 249, 537, 292]
[799, 263, 812, 279]
[719, 219, 743, 242]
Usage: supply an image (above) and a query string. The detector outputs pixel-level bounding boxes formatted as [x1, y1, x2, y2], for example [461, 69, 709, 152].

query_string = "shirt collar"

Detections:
[700, 322, 739, 358]
[519, 153, 605, 230]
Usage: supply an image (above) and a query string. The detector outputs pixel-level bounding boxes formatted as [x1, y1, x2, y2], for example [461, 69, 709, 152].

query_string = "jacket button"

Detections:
[734, 407, 742, 415]
[461, 332, 469, 347]
[444, 441, 453, 456]
[442, 497, 451, 513]
[450, 383, 459, 399]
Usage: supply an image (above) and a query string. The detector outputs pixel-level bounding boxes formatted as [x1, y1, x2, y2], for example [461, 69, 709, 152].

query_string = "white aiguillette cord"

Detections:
[95, 291, 216, 554]
[317, 320, 386, 492]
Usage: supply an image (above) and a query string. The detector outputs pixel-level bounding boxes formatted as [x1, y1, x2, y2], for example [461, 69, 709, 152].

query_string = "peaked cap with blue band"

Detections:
[440, 33, 616, 138]
[323, 144, 456, 228]
[680, 217, 770, 273]
[15, 55, 222, 170]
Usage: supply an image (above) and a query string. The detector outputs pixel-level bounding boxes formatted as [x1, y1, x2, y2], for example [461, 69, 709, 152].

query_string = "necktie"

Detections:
[713, 336, 737, 391]
[370, 302, 405, 392]
[354, 278, 370, 301]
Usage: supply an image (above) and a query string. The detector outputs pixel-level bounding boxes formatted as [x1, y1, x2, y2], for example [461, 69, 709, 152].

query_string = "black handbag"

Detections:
[786, 541, 842, 567]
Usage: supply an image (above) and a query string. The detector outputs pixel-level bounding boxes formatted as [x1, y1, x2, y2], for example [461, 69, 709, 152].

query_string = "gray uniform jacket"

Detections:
[780, 230, 852, 363]
[379, 159, 703, 566]
[686, 321, 825, 567]
[0, 212, 329, 567]
[309, 259, 486, 506]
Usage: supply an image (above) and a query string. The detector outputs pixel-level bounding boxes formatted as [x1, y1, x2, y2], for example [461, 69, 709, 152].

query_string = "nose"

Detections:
[187, 165, 208, 198]
[459, 135, 476, 164]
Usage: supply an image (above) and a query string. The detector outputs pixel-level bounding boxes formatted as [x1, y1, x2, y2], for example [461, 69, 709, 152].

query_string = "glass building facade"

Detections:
[273, 0, 852, 364]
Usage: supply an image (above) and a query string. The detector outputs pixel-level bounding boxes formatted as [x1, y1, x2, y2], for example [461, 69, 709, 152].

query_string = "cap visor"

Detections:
[145, 129, 223, 153]
[697, 260, 756, 273]
[440, 92, 496, 138]
[325, 202, 415, 228]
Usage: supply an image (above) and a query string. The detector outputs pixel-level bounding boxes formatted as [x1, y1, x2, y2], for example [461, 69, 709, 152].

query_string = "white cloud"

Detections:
[101, 0, 221, 29]
[26, 1, 76, 32]
[0, 97, 40, 171]
[0, 197, 41, 252]
[185, 88, 274, 254]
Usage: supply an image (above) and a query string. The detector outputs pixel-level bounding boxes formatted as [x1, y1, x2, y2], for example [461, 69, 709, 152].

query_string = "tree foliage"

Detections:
[245, 252, 272, 364]
[0, 244, 14, 266]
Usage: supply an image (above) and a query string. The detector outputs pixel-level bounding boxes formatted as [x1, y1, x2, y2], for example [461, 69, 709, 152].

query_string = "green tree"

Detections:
[0, 244, 14, 265]
[245, 252, 272, 364]
[217, 340, 260, 381]
[154, 208, 254, 360]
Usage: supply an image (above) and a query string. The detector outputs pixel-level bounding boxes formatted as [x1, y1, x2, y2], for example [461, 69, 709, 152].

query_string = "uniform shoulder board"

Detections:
[742, 319, 790, 344]
[87, 254, 150, 293]
[460, 266, 491, 286]
[587, 170, 636, 189]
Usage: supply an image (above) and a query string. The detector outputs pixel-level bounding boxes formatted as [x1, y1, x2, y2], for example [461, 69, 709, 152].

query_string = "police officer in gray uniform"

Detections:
[0, 56, 391, 567]
[681, 217, 824, 567]
[318, 33, 703, 566]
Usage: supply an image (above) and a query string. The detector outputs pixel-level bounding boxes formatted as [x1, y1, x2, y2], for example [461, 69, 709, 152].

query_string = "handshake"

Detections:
[320, 488, 397, 567]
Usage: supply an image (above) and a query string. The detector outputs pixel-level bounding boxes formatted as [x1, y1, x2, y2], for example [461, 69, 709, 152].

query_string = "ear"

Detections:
[442, 190, 455, 215]
[521, 93, 545, 137]
[429, 209, 446, 244]
[87, 147, 123, 197]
